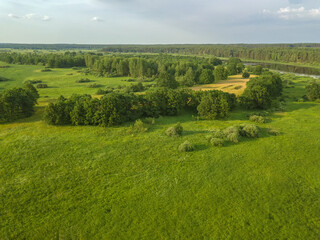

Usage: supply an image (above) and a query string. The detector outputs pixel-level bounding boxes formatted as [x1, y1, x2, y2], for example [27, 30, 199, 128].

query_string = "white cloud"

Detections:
[91, 16, 103, 22]
[8, 13, 52, 21]
[8, 13, 20, 19]
[264, 6, 320, 20]
[42, 15, 52, 21]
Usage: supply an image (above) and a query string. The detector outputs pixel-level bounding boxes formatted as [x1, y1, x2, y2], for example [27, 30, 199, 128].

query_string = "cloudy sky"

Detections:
[1, 0, 320, 44]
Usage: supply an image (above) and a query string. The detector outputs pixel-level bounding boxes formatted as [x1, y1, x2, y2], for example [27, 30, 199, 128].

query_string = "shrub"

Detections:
[88, 83, 101, 88]
[76, 78, 91, 83]
[242, 71, 250, 78]
[249, 115, 268, 123]
[41, 68, 52, 72]
[130, 119, 148, 133]
[178, 141, 194, 152]
[210, 138, 225, 147]
[306, 81, 320, 101]
[268, 128, 281, 136]
[25, 80, 42, 84]
[36, 83, 48, 88]
[209, 128, 225, 138]
[166, 123, 183, 137]
[223, 126, 240, 143]
[0, 76, 10, 82]
[240, 124, 259, 138]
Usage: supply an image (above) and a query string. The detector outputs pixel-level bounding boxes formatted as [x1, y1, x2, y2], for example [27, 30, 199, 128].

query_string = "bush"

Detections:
[210, 138, 225, 147]
[306, 81, 320, 101]
[36, 83, 48, 88]
[209, 128, 225, 138]
[41, 68, 52, 72]
[0, 76, 10, 82]
[25, 80, 42, 84]
[223, 126, 240, 143]
[130, 119, 148, 133]
[76, 78, 91, 83]
[242, 71, 250, 78]
[268, 128, 281, 136]
[166, 123, 183, 137]
[178, 141, 194, 152]
[240, 124, 259, 138]
[88, 83, 101, 88]
[249, 115, 268, 123]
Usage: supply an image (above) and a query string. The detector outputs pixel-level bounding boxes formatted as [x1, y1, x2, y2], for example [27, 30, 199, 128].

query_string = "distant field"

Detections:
[1, 63, 320, 239]
[191, 75, 258, 95]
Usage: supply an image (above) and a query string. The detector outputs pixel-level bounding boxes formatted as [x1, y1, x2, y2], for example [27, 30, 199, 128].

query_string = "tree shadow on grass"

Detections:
[0, 106, 46, 125]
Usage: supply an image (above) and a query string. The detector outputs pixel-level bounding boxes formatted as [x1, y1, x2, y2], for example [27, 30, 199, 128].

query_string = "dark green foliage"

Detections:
[129, 119, 148, 134]
[199, 69, 214, 84]
[0, 84, 39, 123]
[181, 67, 196, 86]
[242, 71, 250, 78]
[253, 65, 263, 75]
[240, 72, 283, 109]
[227, 58, 243, 75]
[223, 126, 241, 143]
[36, 83, 48, 88]
[41, 68, 52, 72]
[178, 141, 194, 152]
[197, 90, 233, 119]
[156, 72, 178, 89]
[0, 76, 9, 82]
[76, 78, 91, 83]
[88, 83, 101, 88]
[210, 138, 225, 147]
[240, 124, 260, 138]
[213, 65, 228, 81]
[166, 123, 183, 137]
[96, 88, 114, 95]
[249, 115, 268, 123]
[25, 80, 42, 84]
[306, 81, 320, 101]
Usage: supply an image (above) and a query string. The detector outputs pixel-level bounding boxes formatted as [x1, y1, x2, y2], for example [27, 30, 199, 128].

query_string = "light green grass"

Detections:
[0, 64, 320, 239]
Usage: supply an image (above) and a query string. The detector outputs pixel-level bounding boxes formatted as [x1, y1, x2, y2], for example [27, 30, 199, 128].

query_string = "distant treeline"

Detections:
[0, 83, 39, 123]
[0, 51, 86, 68]
[102, 44, 320, 64]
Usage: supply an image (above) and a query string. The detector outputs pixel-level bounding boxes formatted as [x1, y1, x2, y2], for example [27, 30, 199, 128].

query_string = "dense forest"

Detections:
[2, 44, 320, 64]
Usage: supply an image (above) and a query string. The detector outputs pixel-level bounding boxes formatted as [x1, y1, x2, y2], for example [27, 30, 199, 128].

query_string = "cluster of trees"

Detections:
[239, 72, 283, 109]
[0, 52, 86, 68]
[306, 81, 320, 101]
[102, 44, 320, 64]
[0, 83, 39, 123]
[44, 88, 236, 126]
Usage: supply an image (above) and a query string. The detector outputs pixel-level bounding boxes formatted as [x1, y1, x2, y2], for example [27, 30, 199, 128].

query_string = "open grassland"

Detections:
[191, 75, 258, 95]
[1, 64, 320, 239]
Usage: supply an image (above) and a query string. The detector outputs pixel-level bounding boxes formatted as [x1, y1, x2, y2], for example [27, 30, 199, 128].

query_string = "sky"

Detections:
[1, 0, 320, 44]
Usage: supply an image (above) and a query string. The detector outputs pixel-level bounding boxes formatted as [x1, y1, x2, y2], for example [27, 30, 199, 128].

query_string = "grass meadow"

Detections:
[1, 62, 320, 239]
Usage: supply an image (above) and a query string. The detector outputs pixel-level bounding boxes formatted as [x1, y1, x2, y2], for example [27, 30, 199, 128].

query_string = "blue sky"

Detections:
[1, 0, 320, 43]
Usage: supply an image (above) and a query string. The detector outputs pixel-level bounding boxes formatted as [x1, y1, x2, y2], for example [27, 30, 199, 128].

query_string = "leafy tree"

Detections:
[181, 67, 196, 86]
[156, 72, 178, 89]
[199, 69, 214, 84]
[306, 81, 320, 101]
[213, 65, 228, 81]
[242, 71, 250, 78]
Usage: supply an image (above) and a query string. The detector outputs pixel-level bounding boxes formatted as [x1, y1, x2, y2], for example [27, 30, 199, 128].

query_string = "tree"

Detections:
[242, 71, 250, 78]
[213, 65, 228, 81]
[199, 69, 214, 84]
[306, 81, 320, 101]
[181, 67, 196, 86]
[156, 72, 179, 89]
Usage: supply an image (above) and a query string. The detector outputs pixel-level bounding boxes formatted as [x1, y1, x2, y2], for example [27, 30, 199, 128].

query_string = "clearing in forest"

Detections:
[191, 74, 257, 95]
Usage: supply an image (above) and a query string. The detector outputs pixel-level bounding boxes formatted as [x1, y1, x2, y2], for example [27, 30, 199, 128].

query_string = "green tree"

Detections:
[199, 69, 214, 84]
[156, 72, 179, 89]
[213, 65, 228, 81]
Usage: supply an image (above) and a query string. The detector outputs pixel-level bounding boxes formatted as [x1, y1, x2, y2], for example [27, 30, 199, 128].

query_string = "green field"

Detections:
[1, 63, 320, 239]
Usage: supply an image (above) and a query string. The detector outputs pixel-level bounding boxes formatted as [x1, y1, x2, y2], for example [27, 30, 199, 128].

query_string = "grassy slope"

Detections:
[1, 64, 320, 239]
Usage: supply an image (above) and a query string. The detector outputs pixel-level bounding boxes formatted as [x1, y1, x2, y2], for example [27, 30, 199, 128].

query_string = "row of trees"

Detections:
[44, 88, 237, 126]
[102, 44, 320, 64]
[0, 52, 86, 68]
[0, 83, 39, 123]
